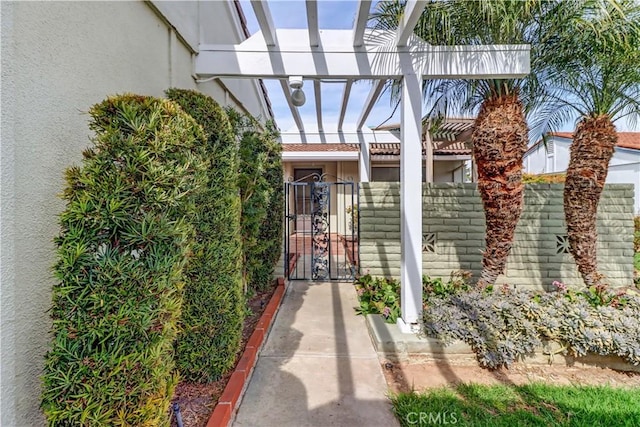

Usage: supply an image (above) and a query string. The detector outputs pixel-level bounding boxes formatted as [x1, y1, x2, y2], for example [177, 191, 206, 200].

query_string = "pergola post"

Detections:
[398, 71, 423, 332]
[359, 132, 370, 182]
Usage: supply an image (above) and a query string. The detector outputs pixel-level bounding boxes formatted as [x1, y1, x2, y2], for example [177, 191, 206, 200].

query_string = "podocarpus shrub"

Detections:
[253, 123, 283, 291]
[42, 95, 207, 425]
[226, 109, 283, 292]
[165, 88, 245, 382]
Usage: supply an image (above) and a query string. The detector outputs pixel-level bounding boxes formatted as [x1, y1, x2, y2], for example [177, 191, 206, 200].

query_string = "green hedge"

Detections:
[165, 88, 245, 382]
[255, 129, 283, 290]
[226, 109, 283, 292]
[42, 95, 207, 425]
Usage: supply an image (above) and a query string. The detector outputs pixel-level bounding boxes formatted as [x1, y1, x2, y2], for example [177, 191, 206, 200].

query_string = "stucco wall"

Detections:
[0, 1, 270, 425]
[433, 160, 466, 183]
[359, 183, 634, 289]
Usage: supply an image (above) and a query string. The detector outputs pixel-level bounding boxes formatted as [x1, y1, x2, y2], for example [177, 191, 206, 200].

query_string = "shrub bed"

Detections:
[42, 95, 207, 425]
[165, 89, 245, 383]
[355, 274, 640, 370]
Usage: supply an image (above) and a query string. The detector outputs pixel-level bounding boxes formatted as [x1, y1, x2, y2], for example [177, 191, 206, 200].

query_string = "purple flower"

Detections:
[382, 306, 391, 318]
[552, 280, 567, 292]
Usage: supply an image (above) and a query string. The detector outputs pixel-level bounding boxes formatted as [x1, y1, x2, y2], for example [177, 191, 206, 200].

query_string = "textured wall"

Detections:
[0, 2, 269, 425]
[359, 183, 634, 288]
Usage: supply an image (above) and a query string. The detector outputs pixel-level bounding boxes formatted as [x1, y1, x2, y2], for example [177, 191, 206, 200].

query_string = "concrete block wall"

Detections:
[359, 182, 634, 288]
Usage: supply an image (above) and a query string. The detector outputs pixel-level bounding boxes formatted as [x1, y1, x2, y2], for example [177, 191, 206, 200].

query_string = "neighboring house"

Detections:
[279, 119, 475, 245]
[0, 2, 272, 425]
[281, 118, 475, 186]
[524, 132, 640, 213]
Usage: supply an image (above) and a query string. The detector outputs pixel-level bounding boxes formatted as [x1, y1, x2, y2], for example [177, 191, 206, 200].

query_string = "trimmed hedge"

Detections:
[165, 88, 245, 382]
[226, 109, 283, 292]
[42, 95, 207, 425]
[255, 126, 284, 291]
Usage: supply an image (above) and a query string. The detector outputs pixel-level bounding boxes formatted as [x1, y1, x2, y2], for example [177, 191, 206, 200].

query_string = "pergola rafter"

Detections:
[199, 0, 531, 330]
[314, 80, 323, 131]
[337, 79, 353, 132]
[353, 0, 373, 47]
[249, 0, 278, 47]
[396, 0, 429, 47]
[357, 79, 386, 130]
[306, 0, 320, 47]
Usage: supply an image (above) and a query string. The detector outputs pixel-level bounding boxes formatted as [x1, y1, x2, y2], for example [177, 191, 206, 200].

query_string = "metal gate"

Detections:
[284, 173, 359, 281]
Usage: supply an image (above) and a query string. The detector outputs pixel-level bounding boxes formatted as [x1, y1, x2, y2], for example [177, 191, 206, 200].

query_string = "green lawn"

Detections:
[391, 383, 640, 426]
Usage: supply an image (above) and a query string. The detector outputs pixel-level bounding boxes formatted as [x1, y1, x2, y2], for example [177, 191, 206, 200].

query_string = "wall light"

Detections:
[289, 76, 306, 107]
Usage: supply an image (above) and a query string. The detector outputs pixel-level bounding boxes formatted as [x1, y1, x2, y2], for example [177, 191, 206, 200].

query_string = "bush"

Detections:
[226, 109, 283, 292]
[42, 95, 207, 425]
[355, 275, 401, 322]
[165, 89, 245, 382]
[253, 123, 283, 291]
[355, 272, 640, 370]
[634, 216, 640, 253]
[354, 272, 471, 324]
[424, 283, 640, 369]
[522, 173, 565, 183]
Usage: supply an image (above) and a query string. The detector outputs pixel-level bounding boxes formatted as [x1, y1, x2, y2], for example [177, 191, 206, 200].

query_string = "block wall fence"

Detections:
[359, 183, 635, 288]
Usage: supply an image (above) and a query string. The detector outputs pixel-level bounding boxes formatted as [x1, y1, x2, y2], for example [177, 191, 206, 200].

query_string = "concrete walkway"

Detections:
[233, 281, 399, 427]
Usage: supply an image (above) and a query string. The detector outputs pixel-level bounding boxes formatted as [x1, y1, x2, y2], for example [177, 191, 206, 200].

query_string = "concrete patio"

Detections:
[233, 281, 398, 427]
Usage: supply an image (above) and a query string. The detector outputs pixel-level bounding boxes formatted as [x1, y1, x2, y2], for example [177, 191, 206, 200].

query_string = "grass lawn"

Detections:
[391, 383, 640, 426]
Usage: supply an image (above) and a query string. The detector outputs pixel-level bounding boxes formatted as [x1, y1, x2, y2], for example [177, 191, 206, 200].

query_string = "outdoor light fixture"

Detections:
[289, 76, 306, 107]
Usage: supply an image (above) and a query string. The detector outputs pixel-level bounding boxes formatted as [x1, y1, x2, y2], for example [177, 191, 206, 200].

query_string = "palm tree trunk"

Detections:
[564, 115, 617, 286]
[473, 94, 529, 287]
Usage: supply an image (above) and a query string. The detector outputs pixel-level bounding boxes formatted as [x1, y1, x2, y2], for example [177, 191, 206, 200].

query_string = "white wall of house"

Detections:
[524, 136, 570, 174]
[0, 2, 270, 425]
[607, 156, 640, 214]
[525, 136, 639, 213]
[434, 161, 467, 183]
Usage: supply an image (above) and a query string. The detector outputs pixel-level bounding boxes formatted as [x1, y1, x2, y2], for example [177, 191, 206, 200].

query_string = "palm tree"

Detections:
[532, 0, 640, 286]
[371, 0, 551, 286]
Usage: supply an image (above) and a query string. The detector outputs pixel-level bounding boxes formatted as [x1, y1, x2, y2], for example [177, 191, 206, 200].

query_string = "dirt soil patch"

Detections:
[381, 358, 640, 394]
[170, 282, 277, 427]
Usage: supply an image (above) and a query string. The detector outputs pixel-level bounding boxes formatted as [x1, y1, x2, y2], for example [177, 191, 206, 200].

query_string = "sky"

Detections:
[237, 0, 636, 134]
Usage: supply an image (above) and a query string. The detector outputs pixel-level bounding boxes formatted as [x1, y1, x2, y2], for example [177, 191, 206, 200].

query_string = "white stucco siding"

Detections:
[433, 161, 466, 183]
[608, 162, 640, 213]
[553, 139, 571, 172]
[0, 2, 270, 425]
[525, 143, 547, 174]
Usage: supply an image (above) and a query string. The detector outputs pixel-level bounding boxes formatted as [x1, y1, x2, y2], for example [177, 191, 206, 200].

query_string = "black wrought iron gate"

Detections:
[284, 173, 359, 281]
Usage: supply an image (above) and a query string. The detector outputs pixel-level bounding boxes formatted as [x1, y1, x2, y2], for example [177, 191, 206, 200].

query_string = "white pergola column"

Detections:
[358, 132, 370, 182]
[424, 119, 434, 183]
[398, 71, 423, 332]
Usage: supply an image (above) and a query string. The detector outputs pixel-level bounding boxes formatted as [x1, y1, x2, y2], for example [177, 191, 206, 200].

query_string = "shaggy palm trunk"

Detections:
[564, 115, 617, 286]
[473, 94, 529, 286]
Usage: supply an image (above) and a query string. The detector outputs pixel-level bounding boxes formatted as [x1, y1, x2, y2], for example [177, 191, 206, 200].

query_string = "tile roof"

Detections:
[551, 132, 640, 151]
[282, 143, 359, 152]
[370, 141, 471, 156]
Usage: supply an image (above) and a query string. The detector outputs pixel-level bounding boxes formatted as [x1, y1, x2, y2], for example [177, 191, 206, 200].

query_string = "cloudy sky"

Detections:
[238, 0, 635, 133]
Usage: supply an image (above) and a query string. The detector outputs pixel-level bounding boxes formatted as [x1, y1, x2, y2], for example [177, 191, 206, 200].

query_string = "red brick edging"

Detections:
[206, 277, 287, 427]
[287, 254, 298, 278]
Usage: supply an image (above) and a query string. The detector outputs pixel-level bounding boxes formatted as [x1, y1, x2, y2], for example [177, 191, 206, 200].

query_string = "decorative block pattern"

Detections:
[359, 183, 634, 288]
[556, 235, 570, 254]
[422, 233, 436, 253]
